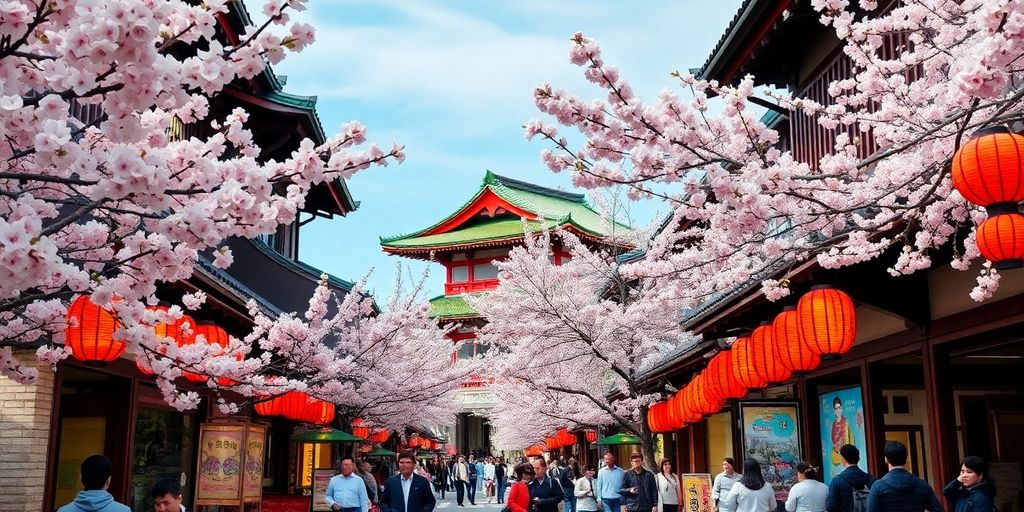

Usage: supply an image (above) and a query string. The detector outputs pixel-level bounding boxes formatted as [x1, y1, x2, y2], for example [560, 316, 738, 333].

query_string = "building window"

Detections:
[473, 262, 499, 280]
[451, 266, 470, 282]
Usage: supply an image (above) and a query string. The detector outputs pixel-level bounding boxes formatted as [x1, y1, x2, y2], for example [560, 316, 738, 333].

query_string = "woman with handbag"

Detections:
[656, 459, 679, 512]
[508, 463, 536, 512]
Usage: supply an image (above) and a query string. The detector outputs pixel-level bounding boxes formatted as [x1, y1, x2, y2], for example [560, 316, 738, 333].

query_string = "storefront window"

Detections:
[131, 408, 196, 511]
[298, 443, 332, 488]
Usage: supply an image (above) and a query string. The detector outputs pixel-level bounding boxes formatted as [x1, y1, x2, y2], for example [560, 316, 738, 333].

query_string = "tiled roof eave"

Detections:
[381, 226, 623, 256]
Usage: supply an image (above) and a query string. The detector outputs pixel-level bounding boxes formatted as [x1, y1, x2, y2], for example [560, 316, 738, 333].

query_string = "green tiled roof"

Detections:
[381, 172, 630, 249]
[429, 295, 479, 319]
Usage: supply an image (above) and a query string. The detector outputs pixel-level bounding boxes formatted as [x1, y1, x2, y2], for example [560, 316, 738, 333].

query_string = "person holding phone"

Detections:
[942, 455, 995, 512]
[575, 465, 599, 512]
[620, 453, 657, 512]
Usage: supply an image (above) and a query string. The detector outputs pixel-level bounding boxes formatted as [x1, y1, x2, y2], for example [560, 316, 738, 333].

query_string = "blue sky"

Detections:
[273, 1, 743, 300]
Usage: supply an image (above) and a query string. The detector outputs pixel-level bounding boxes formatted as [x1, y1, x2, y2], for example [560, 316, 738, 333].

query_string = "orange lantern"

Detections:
[976, 213, 1024, 269]
[750, 323, 792, 385]
[253, 397, 282, 416]
[194, 323, 237, 385]
[675, 388, 701, 424]
[306, 399, 335, 425]
[524, 444, 545, 457]
[951, 126, 1024, 213]
[545, 436, 559, 450]
[647, 402, 667, 433]
[370, 430, 390, 444]
[65, 294, 125, 365]
[280, 391, 312, 421]
[707, 351, 747, 400]
[772, 306, 821, 373]
[585, 430, 598, 443]
[730, 335, 767, 390]
[353, 418, 370, 439]
[556, 428, 576, 447]
[797, 286, 856, 359]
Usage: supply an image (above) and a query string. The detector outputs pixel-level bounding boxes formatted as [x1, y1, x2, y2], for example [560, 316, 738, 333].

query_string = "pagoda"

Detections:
[381, 171, 630, 454]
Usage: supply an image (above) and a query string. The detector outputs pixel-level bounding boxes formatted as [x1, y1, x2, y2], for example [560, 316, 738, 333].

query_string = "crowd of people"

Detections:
[56, 440, 995, 512]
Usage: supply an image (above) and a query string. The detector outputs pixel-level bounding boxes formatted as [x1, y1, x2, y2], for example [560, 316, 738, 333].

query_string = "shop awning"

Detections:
[592, 433, 642, 445]
[291, 428, 366, 443]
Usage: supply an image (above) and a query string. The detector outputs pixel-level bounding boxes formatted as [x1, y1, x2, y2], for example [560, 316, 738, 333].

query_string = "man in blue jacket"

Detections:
[380, 453, 436, 512]
[57, 454, 131, 512]
[866, 441, 943, 512]
[826, 444, 874, 512]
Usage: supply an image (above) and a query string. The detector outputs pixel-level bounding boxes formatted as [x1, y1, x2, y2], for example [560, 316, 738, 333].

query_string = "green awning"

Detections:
[592, 433, 642, 445]
[291, 428, 366, 443]
[365, 448, 397, 457]
[417, 453, 436, 460]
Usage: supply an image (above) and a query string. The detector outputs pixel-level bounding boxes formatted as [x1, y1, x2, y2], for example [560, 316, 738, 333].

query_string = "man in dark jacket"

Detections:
[826, 444, 875, 512]
[380, 453, 437, 512]
[494, 457, 507, 504]
[620, 453, 658, 512]
[866, 441, 943, 512]
[530, 458, 565, 512]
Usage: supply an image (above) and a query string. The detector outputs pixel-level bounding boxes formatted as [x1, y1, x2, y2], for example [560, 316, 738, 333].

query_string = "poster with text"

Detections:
[819, 386, 868, 484]
[243, 424, 266, 501]
[195, 424, 245, 504]
[680, 473, 713, 512]
[739, 402, 801, 503]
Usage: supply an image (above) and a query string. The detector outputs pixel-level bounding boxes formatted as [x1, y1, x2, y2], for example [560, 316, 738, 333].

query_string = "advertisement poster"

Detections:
[196, 424, 245, 504]
[312, 469, 336, 512]
[819, 386, 869, 484]
[243, 424, 267, 500]
[739, 402, 801, 503]
[680, 474, 713, 512]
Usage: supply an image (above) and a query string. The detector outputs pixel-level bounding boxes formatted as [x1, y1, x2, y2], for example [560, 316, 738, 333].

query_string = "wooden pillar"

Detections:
[690, 420, 707, 473]
[796, 374, 820, 470]
[924, 341, 956, 495]
[861, 359, 885, 476]
[675, 427, 691, 473]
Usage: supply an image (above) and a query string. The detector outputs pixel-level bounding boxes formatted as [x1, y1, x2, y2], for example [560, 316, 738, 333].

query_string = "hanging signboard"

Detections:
[819, 386, 869, 484]
[195, 422, 268, 506]
[739, 402, 802, 504]
[679, 473, 713, 512]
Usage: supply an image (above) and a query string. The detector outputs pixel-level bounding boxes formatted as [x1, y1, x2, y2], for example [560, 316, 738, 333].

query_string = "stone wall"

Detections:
[0, 353, 55, 512]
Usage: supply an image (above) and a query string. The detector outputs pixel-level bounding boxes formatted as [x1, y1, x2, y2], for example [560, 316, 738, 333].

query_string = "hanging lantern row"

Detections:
[542, 428, 577, 450]
[524, 444, 545, 457]
[951, 126, 1024, 269]
[648, 286, 856, 433]
[369, 430, 391, 444]
[64, 295, 242, 385]
[584, 430, 598, 443]
[254, 390, 335, 426]
[352, 418, 370, 439]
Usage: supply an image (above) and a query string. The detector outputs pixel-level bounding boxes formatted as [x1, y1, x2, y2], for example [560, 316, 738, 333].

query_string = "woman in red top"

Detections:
[508, 463, 535, 512]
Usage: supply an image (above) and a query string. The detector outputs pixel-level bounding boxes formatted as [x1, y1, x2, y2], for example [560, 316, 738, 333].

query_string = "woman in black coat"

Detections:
[943, 455, 995, 512]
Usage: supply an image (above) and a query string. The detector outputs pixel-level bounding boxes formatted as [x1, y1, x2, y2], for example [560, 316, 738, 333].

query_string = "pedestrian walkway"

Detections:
[433, 490, 505, 511]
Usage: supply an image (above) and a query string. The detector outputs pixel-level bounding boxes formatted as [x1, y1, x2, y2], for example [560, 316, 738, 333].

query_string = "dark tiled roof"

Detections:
[696, 0, 759, 79]
[194, 256, 283, 317]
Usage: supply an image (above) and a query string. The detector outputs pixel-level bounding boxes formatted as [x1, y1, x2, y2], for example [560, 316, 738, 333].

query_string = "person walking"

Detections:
[575, 464, 600, 512]
[785, 463, 828, 512]
[655, 459, 679, 512]
[621, 453, 658, 512]
[453, 455, 471, 506]
[326, 458, 371, 512]
[596, 452, 626, 512]
[149, 479, 187, 512]
[508, 463, 536, 512]
[467, 456, 479, 505]
[358, 460, 379, 508]
[475, 456, 485, 497]
[434, 458, 449, 499]
[530, 458, 566, 512]
[865, 441, 943, 512]
[719, 459, 775, 512]
[568, 458, 582, 512]
[825, 445, 873, 512]
[484, 456, 497, 503]
[495, 456, 508, 504]
[380, 453, 437, 512]
[551, 458, 576, 512]
[57, 455, 131, 512]
[712, 458, 743, 509]
[943, 455, 995, 512]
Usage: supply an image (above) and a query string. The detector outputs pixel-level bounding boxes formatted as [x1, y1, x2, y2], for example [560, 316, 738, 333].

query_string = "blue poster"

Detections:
[819, 386, 869, 484]
[739, 403, 801, 503]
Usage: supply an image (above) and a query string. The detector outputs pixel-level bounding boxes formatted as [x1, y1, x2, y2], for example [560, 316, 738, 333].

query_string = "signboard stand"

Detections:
[194, 422, 267, 512]
[679, 473, 713, 512]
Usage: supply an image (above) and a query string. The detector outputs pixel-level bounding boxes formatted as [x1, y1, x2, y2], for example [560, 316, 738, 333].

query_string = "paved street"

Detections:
[433, 489, 505, 512]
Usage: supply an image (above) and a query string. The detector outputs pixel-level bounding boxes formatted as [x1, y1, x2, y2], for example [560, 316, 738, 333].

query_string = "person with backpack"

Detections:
[865, 441, 943, 512]
[943, 455, 996, 512]
[825, 444, 874, 512]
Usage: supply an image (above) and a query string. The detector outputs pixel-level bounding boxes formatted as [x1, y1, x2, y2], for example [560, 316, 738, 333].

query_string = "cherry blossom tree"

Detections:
[471, 230, 693, 463]
[0, 0, 462, 422]
[525, 0, 1024, 308]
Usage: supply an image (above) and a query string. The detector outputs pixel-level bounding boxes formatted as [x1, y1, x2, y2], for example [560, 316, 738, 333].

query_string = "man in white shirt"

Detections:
[326, 458, 370, 512]
[712, 457, 742, 508]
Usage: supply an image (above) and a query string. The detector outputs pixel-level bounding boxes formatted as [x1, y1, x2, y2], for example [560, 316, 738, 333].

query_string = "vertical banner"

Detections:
[679, 473, 713, 512]
[819, 386, 868, 484]
[739, 402, 801, 504]
[244, 424, 267, 501]
[196, 423, 245, 504]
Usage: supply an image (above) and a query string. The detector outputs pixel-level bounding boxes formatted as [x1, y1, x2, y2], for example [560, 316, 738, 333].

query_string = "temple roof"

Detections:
[428, 295, 479, 320]
[380, 171, 630, 257]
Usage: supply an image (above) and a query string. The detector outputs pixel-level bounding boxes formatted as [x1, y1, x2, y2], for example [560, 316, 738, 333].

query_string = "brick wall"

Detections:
[0, 352, 56, 512]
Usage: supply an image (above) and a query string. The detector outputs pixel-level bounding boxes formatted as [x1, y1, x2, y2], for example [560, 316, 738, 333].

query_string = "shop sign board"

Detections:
[679, 473, 713, 512]
[818, 386, 869, 484]
[739, 402, 802, 503]
[311, 469, 336, 512]
[195, 422, 267, 506]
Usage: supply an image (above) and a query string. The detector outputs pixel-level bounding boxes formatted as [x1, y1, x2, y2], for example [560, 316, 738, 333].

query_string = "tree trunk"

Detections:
[637, 407, 657, 470]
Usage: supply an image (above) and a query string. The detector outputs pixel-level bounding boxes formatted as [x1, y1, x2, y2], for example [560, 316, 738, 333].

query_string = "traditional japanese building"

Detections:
[380, 171, 630, 455]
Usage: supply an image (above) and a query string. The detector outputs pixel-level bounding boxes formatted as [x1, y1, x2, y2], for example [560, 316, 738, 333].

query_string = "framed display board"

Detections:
[195, 422, 267, 506]
[679, 473, 713, 512]
[819, 386, 869, 484]
[311, 469, 335, 512]
[738, 401, 802, 503]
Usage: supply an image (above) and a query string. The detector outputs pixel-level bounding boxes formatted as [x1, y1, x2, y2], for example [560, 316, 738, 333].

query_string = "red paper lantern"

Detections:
[797, 286, 857, 359]
[369, 430, 390, 444]
[648, 402, 669, 433]
[353, 418, 370, 439]
[545, 436, 559, 450]
[772, 306, 821, 373]
[585, 430, 598, 443]
[524, 444, 545, 457]
[675, 388, 700, 424]
[730, 335, 767, 390]
[65, 295, 125, 365]
[280, 391, 312, 421]
[706, 351, 747, 400]
[750, 323, 792, 385]
[306, 399, 335, 425]
[951, 126, 1024, 213]
[976, 212, 1024, 269]
[193, 323, 239, 385]
[253, 397, 281, 416]
[556, 428, 576, 447]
